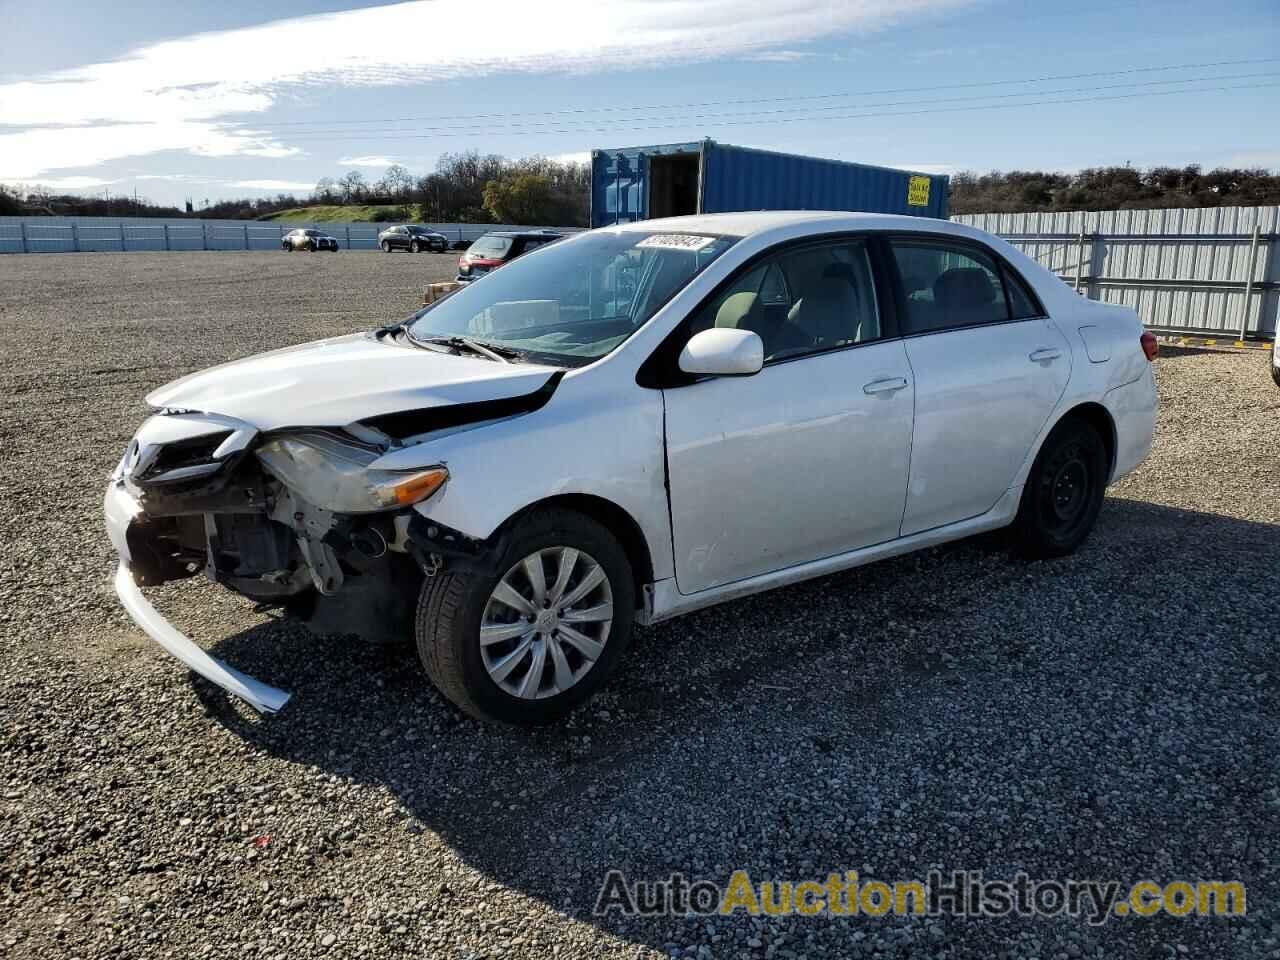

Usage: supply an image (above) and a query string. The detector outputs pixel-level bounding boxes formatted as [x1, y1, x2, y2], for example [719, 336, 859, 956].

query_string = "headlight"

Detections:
[256, 433, 447, 514]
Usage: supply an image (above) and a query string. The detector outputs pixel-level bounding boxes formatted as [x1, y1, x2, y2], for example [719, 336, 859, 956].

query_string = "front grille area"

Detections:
[139, 431, 232, 481]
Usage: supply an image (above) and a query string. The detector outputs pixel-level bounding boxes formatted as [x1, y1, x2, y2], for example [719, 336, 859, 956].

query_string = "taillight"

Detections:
[1140, 331, 1158, 361]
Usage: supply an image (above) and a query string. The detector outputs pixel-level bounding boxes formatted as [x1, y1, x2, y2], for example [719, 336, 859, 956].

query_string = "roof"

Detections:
[603, 210, 971, 238]
[484, 229, 563, 238]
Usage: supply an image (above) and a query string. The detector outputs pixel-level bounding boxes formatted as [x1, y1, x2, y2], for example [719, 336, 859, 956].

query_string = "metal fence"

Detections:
[953, 205, 1279, 340]
[0, 216, 581, 255]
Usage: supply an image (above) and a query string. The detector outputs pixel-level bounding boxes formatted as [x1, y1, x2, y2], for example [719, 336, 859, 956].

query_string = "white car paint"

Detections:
[147, 333, 560, 430]
[105, 210, 1157, 714]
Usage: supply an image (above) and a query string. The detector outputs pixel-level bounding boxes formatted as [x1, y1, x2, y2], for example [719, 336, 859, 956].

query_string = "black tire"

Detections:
[410, 240, 421, 253]
[1010, 416, 1108, 559]
[415, 508, 635, 725]
[282, 243, 291, 252]
[381, 240, 391, 253]
[1270, 340, 1280, 388]
[307, 241, 317, 252]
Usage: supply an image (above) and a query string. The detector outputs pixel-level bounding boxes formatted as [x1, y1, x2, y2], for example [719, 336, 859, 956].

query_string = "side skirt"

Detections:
[639, 488, 1020, 626]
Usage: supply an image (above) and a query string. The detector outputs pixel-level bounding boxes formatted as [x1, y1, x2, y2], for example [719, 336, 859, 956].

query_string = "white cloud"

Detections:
[231, 179, 316, 191]
[892, 162, 960, 176]
[1225, 151, 1280, 170]
[744, 49, 821, 63]
[5, 175, 120, 190]
[338, 155, 396, 167]
[0, 121, 299, 179]
[0, 0, 973, 179]
[548, 151, 592, 166]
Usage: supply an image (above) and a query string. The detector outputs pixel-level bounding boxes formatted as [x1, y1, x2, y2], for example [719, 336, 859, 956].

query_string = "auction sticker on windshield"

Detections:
[636, 234, 718, 252]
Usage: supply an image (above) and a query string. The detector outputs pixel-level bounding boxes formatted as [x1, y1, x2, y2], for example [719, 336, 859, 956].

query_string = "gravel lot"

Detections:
[1, 251, 1277, 960]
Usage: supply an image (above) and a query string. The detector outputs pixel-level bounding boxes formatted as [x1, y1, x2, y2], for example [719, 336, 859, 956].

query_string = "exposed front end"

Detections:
[104, 408, 447, 712]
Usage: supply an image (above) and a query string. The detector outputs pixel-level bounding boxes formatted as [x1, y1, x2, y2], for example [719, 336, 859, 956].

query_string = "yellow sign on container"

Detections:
[907, 176, 931, 207]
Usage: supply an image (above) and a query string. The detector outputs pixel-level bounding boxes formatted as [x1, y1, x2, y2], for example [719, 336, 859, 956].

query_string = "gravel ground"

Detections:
[1, 251, 1277, 960]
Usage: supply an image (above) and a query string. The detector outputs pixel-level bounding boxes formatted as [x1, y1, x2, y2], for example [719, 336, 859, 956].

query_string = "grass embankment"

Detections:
[261, 204, 423, 223]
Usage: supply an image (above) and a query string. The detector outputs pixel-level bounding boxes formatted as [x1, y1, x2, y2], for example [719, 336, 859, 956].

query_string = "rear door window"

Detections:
[1003, 265, 1043, 319]
[889, 241, 1011, 334]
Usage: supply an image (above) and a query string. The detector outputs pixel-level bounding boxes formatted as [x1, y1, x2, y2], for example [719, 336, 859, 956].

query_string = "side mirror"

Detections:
[678, 328, 764, 377]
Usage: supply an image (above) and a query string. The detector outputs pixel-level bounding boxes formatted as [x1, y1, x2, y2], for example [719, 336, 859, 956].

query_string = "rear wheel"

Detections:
[1270, 339, 1280, 388]
[1010, 416, 1108, 559]
[416, 508, 634, 725]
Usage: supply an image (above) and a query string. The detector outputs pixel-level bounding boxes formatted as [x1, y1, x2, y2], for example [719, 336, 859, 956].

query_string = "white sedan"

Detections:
[105, 212, 1157, 724]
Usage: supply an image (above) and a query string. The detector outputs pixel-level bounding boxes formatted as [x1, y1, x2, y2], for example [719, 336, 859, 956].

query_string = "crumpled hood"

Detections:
[146, 333, 561, 430]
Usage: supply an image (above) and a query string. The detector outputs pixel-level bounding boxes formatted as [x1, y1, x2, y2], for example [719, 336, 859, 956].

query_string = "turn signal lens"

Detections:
[390, 467, 449, 506]
[1140, 331, 1158, 361]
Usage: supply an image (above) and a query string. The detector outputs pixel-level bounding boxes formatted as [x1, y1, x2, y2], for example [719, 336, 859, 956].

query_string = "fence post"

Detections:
[19, 221, 27, 253]
[119, 222, 126, 250]
[345, 225, 351, 250]
[1239, 223, 1262, 343]
[1073, 227, 1087, 294]
[202, 223, 208, 251]
[71, 223, 80, 252]
[163, 224, 170, 251]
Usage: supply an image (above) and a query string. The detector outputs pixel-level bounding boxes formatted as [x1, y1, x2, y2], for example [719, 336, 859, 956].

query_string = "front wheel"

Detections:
[380, 240, 391, 253]
[1270, 339, 1280, 388]
[410, 240, 421, 253]
[1010, 416, 1107, 559]
[416, 508, 634, 725]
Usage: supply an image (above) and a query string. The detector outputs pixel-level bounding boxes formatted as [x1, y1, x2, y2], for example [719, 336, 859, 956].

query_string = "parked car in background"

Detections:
[379, 225, 450, 253]
[282, 228, 339, 252]
[456, 230, 561, 282]
[105, 212, 1157, 725]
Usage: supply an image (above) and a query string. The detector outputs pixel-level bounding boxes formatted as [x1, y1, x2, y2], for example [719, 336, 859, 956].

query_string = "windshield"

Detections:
[408, 230, 737, 365]
[468, 235, 514, 258]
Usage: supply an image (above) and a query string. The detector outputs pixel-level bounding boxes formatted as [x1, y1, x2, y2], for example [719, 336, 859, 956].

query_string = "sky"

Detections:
[1, 0, 1278, 207]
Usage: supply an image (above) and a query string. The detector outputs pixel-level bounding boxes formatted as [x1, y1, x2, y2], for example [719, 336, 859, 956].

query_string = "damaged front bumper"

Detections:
[105, 469, 292, 714]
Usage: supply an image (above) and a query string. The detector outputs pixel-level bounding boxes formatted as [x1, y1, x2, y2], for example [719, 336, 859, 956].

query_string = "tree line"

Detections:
[0, 152, 593, 225]
[4, 160, 1279, 222]
[947, 165, 1280, 214]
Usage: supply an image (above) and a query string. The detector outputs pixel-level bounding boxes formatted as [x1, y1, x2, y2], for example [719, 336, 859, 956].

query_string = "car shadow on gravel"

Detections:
[195, 497, 1279, 956]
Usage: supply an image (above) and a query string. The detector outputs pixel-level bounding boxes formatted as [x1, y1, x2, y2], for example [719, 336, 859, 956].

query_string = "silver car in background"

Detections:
[282, 228, 339, 252]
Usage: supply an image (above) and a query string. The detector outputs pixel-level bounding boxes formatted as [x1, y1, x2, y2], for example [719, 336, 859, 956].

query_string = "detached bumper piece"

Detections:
[113, 562, 291, 714]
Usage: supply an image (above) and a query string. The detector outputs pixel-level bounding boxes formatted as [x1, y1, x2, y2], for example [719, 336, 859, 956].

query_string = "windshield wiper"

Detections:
[413, 335, 523, 364]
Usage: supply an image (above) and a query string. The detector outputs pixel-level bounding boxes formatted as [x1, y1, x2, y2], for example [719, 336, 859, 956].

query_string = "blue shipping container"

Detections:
[590, 139, 949, 228]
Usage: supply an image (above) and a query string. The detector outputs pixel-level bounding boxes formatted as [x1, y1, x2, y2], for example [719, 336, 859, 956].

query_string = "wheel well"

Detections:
[511, 494, 655, 600]
[1056, 402, 1117, 478]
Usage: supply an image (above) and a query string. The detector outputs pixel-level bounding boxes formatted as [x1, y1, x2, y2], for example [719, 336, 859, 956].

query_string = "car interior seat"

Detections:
[714, 290, 808, 360]
[932, 267, 1000, 329]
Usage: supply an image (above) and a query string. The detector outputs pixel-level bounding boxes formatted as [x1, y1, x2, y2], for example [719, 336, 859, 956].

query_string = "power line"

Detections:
[268, 71, 1279, 139]
[247, 56, 1279, 129]
[247, 80, 1280, 145]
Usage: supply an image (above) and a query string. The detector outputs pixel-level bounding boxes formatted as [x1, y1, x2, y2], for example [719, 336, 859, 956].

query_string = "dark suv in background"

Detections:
[456, 230, 562, 282]
[379, 225, 450, 253]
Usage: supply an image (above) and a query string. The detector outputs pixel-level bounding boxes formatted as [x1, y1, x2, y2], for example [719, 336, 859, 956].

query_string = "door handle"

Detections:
[1029, 348, 1062, 363]
[862, 376, 909, 395]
